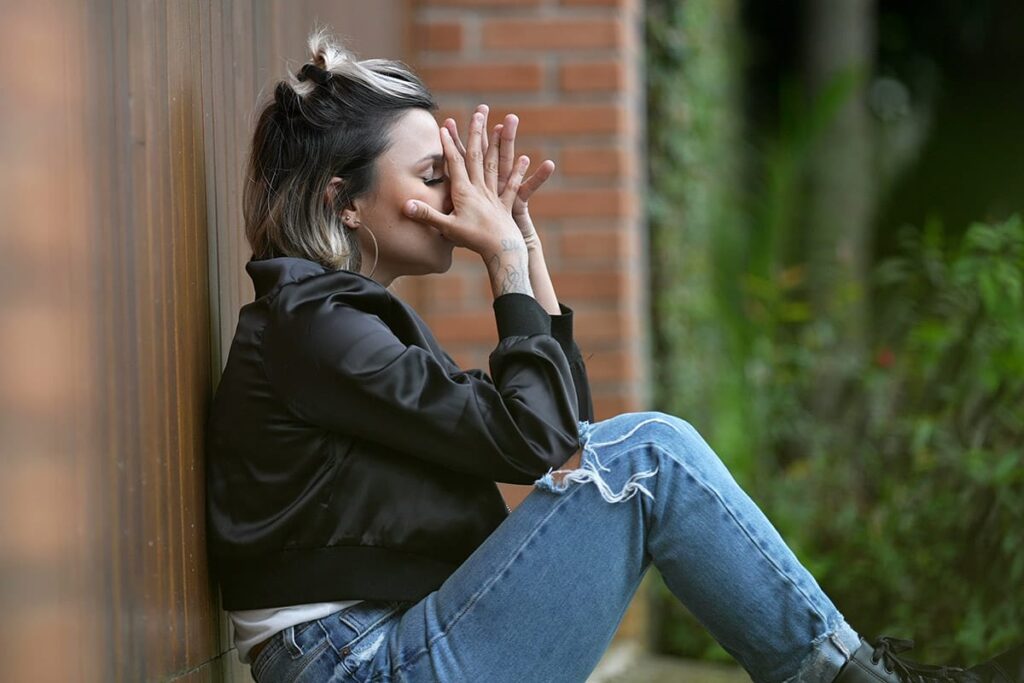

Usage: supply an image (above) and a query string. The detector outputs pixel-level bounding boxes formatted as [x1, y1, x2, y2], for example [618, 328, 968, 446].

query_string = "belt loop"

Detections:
[283, 625, 305, 659]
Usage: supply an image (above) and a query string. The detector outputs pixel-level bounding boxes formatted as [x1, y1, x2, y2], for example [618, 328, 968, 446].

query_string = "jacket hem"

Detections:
[215, 544, 460, 610]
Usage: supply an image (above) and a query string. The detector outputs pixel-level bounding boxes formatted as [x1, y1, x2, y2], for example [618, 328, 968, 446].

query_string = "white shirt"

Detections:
[230, 599, 365, 664]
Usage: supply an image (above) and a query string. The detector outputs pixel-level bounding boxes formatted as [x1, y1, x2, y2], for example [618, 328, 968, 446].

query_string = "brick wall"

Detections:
[404, 0, 652, 648]
[406, 0, 649, 426]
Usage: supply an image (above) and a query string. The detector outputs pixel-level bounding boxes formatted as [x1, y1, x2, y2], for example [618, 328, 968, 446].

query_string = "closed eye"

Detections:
[424, 176, 447, 186]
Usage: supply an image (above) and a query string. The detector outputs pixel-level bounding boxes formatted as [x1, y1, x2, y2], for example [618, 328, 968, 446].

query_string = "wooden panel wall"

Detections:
[0, 1, 405, 680]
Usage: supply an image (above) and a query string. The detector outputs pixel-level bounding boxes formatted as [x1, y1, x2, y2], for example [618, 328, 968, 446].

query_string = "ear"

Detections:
[325, 176, 360, 228]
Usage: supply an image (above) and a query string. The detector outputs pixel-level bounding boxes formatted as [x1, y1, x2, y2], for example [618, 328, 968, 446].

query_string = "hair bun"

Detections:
[297, 63, 333, 86]
[308, 25, 354, 73]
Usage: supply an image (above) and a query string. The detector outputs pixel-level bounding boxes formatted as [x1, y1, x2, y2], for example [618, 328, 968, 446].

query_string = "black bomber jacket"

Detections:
[205, 256, 594, 610]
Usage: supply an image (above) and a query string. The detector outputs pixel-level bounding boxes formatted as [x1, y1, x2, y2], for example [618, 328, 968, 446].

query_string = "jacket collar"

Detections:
[245, 256, 392, 300]
[245, 256, 334, 299]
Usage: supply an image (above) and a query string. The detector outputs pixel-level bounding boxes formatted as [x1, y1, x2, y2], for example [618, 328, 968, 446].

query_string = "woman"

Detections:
[204, 29, 1020, 683]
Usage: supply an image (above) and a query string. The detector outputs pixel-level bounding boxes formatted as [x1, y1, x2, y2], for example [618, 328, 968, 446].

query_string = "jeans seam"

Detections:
[582, 416, 687, 453]
[651, 442, 832, 628]
[393, 431, 664, 677]
[392, 479, 586, 677]
[288, 638, 333, 682]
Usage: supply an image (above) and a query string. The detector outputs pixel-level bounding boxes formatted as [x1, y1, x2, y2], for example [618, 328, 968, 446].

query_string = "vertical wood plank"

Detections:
[0, 1, 410, 679]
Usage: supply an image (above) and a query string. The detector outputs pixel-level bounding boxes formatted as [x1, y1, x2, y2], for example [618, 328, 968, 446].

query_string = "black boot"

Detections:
[833, 636, 1024, 683]
[965, 642, 1024, 683]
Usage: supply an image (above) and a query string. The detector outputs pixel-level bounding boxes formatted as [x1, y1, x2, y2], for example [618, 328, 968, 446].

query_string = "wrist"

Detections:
[517, 223, 542, 252]
[513, 211, 541, 247]
[484, 245, 534, 297]
[480, 233, 527, 262]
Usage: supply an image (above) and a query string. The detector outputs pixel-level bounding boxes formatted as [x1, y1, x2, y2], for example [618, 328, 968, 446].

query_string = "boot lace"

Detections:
[870, 637, 974, 683]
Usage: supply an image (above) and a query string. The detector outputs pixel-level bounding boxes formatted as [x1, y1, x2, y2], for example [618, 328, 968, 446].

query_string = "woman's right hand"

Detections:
[403, 111, 529, 261]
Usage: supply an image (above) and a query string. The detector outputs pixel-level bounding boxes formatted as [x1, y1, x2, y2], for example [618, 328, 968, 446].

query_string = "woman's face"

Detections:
[349, 108, 454, 285]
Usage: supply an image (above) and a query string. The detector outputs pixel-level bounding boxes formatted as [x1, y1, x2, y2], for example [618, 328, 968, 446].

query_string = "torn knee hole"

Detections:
[533, 447, 659, 503]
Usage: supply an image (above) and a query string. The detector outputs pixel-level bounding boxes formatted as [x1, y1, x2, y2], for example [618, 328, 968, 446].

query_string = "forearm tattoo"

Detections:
[487, 238, 534, 297]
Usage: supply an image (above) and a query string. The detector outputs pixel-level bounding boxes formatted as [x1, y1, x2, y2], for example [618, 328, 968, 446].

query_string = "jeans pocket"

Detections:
[251, 623, 312, 682]
[323, 600, 409, 680]
[249, 601, 410, 683]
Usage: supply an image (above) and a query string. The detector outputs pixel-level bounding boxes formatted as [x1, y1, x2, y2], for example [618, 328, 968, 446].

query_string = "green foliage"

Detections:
[646, 0, 1023, 666]
[646, 0, 743, 464]
[653, 215, 1024, 663]
[761, 215, 1024, 661]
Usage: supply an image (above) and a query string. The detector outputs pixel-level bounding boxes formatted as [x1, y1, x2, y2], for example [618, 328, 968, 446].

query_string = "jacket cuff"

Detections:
[549, 303, 575, 351]
[493, 293, 552, 339]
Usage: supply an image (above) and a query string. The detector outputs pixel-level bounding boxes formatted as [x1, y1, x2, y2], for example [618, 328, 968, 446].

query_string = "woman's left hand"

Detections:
[444, 104, 555, 251]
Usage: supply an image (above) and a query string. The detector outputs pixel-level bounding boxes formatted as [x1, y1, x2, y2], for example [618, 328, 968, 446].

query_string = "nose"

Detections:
[441, 191, 454, 215]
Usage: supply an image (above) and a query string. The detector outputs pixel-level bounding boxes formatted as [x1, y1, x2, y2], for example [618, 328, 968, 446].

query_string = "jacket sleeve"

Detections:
[548, 303, 595, 423]
[439, 302, 595, 423]
[261, 292, 582, 484]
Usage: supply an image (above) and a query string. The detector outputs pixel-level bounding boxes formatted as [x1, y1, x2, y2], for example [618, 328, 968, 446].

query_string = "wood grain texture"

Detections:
[0, 0, 403, 680]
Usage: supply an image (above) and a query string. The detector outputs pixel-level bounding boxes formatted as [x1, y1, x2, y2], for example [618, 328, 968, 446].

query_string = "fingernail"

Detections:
[404, 201, 418, 216]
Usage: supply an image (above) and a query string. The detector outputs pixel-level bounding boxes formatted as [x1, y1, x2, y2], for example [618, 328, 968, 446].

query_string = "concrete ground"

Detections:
[588, 643, 752, 683]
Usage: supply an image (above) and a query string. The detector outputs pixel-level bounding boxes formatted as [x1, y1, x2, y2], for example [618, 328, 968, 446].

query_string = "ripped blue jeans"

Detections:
[249, 411, 862, 683]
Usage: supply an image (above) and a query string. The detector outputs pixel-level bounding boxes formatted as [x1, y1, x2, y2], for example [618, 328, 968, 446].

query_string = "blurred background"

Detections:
[646, 0, 1023, 667]
[0, 0, 1019, 680]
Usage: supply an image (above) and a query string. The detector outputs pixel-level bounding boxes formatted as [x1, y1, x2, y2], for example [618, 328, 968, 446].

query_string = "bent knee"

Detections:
[597, 410, 700, 442]
[593, 411, 717, 469]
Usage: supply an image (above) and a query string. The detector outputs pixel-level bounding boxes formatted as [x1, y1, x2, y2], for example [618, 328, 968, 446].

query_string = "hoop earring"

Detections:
[363, 225, 379, 278]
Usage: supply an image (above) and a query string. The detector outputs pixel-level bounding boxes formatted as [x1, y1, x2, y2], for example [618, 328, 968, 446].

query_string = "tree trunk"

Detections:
[803, 0, 876, 416]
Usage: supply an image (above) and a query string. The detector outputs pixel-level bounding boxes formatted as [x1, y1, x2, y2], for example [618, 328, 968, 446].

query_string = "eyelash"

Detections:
[424, 176, 447, 186]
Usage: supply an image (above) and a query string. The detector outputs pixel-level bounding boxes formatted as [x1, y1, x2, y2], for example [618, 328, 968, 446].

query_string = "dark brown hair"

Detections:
[243, 27, 437, 270]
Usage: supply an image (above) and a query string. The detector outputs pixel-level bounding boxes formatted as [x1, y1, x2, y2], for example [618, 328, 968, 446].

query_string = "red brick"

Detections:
[529, 188, 631, 218]
[438, 104, 621, 136]
[559, 61, 624, 92]
[425, 310, 497, 345]
[559, 227, 630, 262]
[593, 392, 638, 421]
[483, 19, 623, 50]
[418, 23, 463, 52]
[561, 146, 625, 177]
[550, 269, 625, 302]
[421, 272, 466, 309]
[575, 309, 629, 343]
[562, 0, 629, 6]
[444, 348, 482, 371]
[498, 482, 533, 511]
[581, 348, 638, 381]
[425, 0, 541, 5]
[514, 104, 623, 135]
[420, 63, 543, 93]
[518, 146, 554, 170]
[427, 116, 553, 164]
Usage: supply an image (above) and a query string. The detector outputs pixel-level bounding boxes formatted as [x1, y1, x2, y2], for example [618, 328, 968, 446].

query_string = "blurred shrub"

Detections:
[786, 214, 1024, 660]
[654, 215, 1024, 663]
